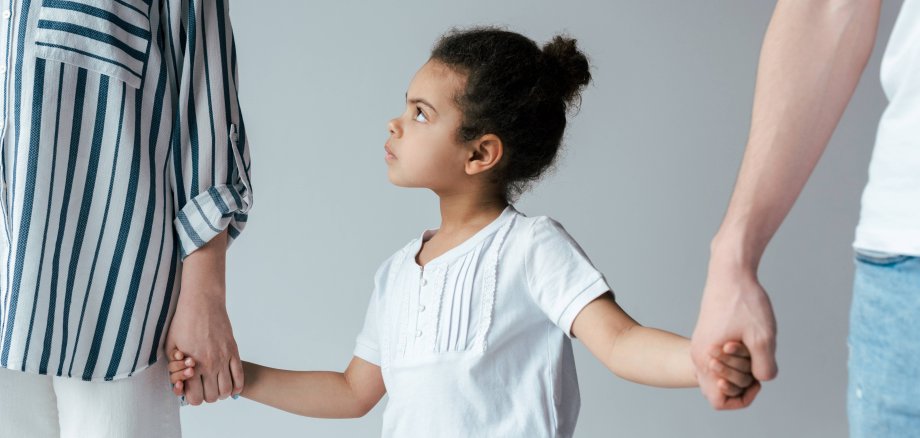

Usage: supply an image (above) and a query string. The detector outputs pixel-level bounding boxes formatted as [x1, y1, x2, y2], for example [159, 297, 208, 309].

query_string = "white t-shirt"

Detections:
[354, 206, 611, 438]
[855, 0, 920, 256]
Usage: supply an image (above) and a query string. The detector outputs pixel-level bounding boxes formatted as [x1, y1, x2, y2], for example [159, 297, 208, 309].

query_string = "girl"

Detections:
[170, 28, 757, 437]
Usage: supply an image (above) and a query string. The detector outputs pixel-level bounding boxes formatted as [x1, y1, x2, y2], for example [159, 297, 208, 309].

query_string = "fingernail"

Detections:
[185, 358, 193, 366]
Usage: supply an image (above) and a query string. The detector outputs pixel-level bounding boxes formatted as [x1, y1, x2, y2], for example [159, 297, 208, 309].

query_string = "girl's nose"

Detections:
[388, 118, 402, 137]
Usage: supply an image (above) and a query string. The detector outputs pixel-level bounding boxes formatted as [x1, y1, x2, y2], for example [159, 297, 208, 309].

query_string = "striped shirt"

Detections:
[0, 0, 252, 382]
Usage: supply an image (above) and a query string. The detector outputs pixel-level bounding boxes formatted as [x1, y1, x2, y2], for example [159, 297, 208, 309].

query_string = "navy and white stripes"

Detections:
[34, 1, 151, 88]
[0, 0, 251, 381]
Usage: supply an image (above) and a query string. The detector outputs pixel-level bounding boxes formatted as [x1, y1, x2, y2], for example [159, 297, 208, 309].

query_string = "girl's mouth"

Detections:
[385, 143, 397, 160]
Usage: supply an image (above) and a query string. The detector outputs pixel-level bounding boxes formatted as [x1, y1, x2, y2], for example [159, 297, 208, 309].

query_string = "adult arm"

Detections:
[163, 0, 254, 405]
[691, 0, 882, 409]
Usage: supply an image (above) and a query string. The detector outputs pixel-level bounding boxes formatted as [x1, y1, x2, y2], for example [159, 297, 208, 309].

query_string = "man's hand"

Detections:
[164, 231, 244, 405]
[691, 258, 777, 410]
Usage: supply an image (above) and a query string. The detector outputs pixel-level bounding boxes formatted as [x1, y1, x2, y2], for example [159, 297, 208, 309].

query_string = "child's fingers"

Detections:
[170, 367, 196, 384]
[713, 352, 752, 374]
[709, 341, 752, 374]
[710, 358, 754, 389]
[173, 380, 184, 396]
[740, 380, 762, 407]
[168, 357, 195, 373]
[722, 341, 750, 358]
[172, 349, 186, 361]
[717, 378, 745, 398]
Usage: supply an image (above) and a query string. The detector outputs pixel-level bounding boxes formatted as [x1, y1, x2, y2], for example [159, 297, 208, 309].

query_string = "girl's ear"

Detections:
[465, 134, 503, 176]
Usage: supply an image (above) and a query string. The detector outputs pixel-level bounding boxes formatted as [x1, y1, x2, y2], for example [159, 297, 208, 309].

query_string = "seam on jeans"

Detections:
[854, 251, 913, 266]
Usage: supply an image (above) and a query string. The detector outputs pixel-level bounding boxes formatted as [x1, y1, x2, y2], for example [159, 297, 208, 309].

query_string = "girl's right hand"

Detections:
[168, 349, 197, 396]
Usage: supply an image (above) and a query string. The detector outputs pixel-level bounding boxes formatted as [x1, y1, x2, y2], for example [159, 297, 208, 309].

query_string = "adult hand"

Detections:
[164, 231, 244, 405]
[691, 258, 777, 410]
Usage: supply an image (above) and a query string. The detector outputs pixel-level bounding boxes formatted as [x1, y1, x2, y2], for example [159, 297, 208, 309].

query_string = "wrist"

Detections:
[709, 228, 764, 276]
[178, 235, 229, 304]
[176, 283, 227, 310]
[240, 361, 258, 397]
[680, 341, 699, 388]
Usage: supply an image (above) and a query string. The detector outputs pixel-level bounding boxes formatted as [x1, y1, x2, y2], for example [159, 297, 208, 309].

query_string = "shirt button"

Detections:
[418, 305, 426, 312]
[421, 278, 428, 286]
[416, 330, 423, 338]
[2, 10, 10, 19]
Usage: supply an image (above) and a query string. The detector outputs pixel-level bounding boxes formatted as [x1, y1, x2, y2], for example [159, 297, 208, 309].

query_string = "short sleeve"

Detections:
[354, 263, 390, 366]
[353, 292, 380, 365]
[524, 217, 612, 338]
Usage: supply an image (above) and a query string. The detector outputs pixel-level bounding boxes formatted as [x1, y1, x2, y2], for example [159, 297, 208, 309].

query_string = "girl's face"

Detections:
[385, 60, 470, 192]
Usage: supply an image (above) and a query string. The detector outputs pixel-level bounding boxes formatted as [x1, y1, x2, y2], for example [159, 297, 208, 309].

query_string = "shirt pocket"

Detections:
[33, 1, 152, 89]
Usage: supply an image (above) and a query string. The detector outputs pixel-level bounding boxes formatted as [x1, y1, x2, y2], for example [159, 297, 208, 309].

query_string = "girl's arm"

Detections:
[572, 293, 707, 388]
[171, 353, 385, 418]
[240, 357, 386, 418]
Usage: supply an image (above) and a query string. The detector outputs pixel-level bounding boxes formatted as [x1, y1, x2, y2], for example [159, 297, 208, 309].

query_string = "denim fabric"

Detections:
[848, 250, 920, 437]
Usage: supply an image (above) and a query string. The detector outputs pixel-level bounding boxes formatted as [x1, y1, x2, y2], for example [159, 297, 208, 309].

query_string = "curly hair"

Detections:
[431, 27, 592, 201]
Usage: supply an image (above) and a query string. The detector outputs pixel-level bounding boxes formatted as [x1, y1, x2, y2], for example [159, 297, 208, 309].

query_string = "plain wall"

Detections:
[181, 1, 904, 436]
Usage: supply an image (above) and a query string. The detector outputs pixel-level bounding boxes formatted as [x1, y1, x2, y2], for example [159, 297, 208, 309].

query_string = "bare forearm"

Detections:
[179, 229, 229, 303]
[574, 295, 696, 387]
[605, 326, 695, 388]
[715, 0, 880, 266]
[240, 362, 374, 419]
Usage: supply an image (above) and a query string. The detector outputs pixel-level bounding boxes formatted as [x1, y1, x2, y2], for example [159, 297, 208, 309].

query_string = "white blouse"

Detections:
[355, 206, 611, 437]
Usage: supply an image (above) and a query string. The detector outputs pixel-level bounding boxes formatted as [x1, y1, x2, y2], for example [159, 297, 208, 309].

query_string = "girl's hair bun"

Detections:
[542, 35, 591, 108]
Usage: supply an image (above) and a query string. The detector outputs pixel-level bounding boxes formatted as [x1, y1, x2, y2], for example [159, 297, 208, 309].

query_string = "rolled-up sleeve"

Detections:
[164, 0, 252, 259]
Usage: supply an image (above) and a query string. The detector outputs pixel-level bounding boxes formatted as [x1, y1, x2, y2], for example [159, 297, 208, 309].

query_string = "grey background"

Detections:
[181, 1, 903, 436]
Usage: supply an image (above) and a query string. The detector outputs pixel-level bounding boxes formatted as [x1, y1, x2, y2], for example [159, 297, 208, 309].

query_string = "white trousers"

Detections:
[0, 359, 181, 438]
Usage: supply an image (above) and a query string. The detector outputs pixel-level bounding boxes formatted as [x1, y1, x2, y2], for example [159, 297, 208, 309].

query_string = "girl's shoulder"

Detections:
[505, 211, 576, 248]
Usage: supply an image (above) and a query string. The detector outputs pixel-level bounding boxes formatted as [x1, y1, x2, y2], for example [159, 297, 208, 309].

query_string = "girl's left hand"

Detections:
[710, 341, 760, 398]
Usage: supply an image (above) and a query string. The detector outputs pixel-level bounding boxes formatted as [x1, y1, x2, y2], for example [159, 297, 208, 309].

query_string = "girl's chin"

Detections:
[386, 176, 426, 190]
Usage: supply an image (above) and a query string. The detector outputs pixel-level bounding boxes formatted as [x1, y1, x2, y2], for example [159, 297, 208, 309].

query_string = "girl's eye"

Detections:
[414, 107, 428, 123]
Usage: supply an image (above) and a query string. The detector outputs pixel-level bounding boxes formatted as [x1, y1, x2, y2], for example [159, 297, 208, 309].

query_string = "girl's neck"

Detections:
[435, 191, 507, 236]
[414, 189, 507, 268]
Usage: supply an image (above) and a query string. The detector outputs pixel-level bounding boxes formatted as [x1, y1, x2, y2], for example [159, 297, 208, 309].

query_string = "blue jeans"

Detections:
[848, 250, 920, 437]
